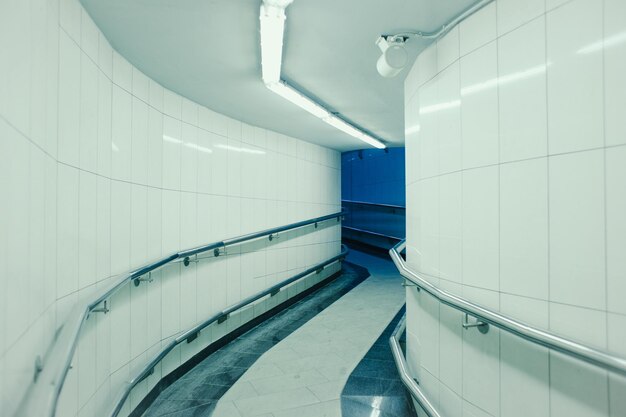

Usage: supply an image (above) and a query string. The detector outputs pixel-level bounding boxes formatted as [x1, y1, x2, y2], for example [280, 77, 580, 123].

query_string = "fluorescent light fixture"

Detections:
[322, 115, 386, 149]
[258, 0, 386, 149]
[267, 82, 329, 119]
[259, 4, 286, 84]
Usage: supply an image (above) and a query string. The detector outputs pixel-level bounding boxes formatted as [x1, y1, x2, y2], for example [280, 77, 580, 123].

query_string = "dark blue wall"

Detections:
[341, 147, 405, 206]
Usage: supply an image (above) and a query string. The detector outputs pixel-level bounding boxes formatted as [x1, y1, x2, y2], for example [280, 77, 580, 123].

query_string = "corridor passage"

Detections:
[138, 250, 407, 417]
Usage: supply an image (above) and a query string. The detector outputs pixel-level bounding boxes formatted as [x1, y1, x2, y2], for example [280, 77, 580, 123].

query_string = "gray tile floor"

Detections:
[139, 249, 407, 417]
[139, 258, 370, 417]
[212, 250, 405, 417]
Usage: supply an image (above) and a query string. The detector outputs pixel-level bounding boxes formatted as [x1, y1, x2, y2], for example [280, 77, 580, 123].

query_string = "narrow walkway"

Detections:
[211, 250, 405, 417]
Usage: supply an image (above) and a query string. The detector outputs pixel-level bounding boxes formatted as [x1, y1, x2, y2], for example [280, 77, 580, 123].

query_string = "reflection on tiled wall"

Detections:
[341, 148, 406, 206]
[0, 0, 341, 415]
[404, 0, 626, 416]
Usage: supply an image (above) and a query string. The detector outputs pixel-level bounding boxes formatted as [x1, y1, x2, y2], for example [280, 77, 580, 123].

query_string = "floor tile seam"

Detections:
[215, 273, 404, 416]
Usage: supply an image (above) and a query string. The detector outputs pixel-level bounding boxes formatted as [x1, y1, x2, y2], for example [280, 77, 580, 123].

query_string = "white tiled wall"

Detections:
[404, 0, 626, 416]
[0, 0, 341, 416]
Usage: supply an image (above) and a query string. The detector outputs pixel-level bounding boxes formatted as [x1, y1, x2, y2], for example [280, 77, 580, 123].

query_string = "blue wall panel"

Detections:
[341, 147, 405, 206]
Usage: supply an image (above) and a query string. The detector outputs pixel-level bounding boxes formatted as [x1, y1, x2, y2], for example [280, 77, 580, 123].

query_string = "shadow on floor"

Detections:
[135, 262, 370, 417]
[341, 306, 417, 417]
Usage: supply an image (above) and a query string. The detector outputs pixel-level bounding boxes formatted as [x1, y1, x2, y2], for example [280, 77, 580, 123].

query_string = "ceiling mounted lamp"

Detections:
[376, 36, 409, 78]
[375, 0, 494, 78]
[259, 0, 387, 149]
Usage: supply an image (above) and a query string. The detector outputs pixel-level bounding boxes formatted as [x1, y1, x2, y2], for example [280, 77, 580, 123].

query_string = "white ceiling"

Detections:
[81, 0, 475, 151]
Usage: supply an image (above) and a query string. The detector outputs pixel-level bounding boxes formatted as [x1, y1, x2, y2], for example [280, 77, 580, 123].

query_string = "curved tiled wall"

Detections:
[404, 0, 626, 416]
[0, 0, 341, 415]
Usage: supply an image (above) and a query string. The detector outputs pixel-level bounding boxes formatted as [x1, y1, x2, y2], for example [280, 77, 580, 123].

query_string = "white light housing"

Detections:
[266, 82, 329, 119]
[323, 116, 386, 149]
[259, 3, 287, 84]
[259, 0, 387, 149]
[376, 37, 408, 78]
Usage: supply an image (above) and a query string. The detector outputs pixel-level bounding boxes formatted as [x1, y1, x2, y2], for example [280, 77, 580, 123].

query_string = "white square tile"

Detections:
[415, 43, 438, 88]
[460, 2, 496, 56]
[608, 313, 626, 356]
[497, 0, 545, 35]
[149, 79, 164, 112]
[550, 302, 606, 348]
[59, 0, 81, 42]
[130, 184, 148, 267]
[605, 146, 626, 315]
[500, 333, 550, 417]
[111, 85, 132, 181]
[112, 51, 132, 92]
[420, 177, 439, 277]
[132, 68, 150, 103]
[437, 62, 462, 174]
[163, 89, 182, 119]
[162, 116, 182, 190]
[97, 72, 112, 177]
[58, 30, 81, 166]
[80, 9, 99, 62]
[438, 172, 462, 283]
[418, 78, 439, 179]
[605, 0, 626, 146]
[78, 170, 97, 290]
[180, 123, 198, 192]
[147, 108, 163, 188]
[131, 97, 149, 185]
[96, 176, 111, 282]
[461, 42, 499, 169]
[462, 323, 500, 416]
[462, 166, 499, 291]
[146, 187, 163, 260]
[110, 180, 131, 276]
[439, 303, 463, 393]
[549, 150, 605, 310]
[181, 98, 198, 125]
[547, 0, 603, 154]
[161, 190, 180, 254]
[500, 158, 549, 299]
[500, 293, 549, 328]
[57, 164, 79, 298]
[98, 33, 113, 79]
[498, 17, 548, 162]
[437, 26, 460, 71]
[109, 285, 131, 371]
[79, 54, 99, 173]
[550, 352, 609, 417]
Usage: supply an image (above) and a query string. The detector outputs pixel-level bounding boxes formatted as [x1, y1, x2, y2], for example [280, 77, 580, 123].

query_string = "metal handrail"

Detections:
[16, 211, 345, 417]
[342, 225, 402, 242]
[390, 240, 626, 379]
[389, 315, 441, 417]
[107, 245, 348, 417]
[341, 200, 406, 210]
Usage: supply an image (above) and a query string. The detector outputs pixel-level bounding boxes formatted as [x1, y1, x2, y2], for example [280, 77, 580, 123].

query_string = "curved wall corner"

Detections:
[403, 0, 626, 416]
[0, 0, 342, 415]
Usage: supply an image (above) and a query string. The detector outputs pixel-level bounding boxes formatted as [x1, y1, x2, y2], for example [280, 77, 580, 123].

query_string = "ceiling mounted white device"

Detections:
[376, 36, 408, 78]
[258, 0, 386, 149]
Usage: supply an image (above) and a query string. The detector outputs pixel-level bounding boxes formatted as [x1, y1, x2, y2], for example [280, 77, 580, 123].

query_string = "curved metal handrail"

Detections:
[390, 240, 626, 379]
[16, 211, 344, 417]
[341, 199, 406, 210]
[107, 245, 348, 417]
[389, 314, 441, 417]
[342, 225, 402, 242]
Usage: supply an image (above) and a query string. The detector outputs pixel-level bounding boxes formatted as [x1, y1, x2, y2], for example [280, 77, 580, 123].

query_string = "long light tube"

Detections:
[266, 82, 329, 119]
[259, 0, 386, 149]
[259, 4, 286, 84]
[323, 116, 386, 149]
